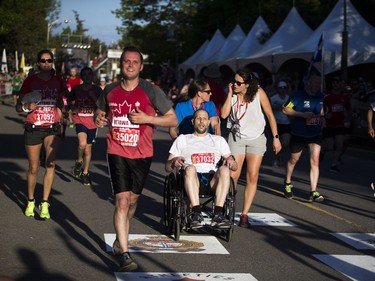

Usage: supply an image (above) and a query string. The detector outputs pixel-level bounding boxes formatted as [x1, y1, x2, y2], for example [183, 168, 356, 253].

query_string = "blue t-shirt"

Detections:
[174, 99, 218, 135]
[284, 90, 323, 137]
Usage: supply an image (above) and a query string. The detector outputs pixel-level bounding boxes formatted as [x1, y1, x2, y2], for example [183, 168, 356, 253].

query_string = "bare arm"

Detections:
[368, 108, 374, 138]
[169, 126, 178, 139]
[128, 108, 178, 127]
[210, 116, 221, 136]
[165, 154, 185, 173]
[220, 82, 233, 119]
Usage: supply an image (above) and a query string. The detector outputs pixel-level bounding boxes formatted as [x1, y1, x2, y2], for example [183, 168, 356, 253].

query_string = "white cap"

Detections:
[278, 81, 287, 88]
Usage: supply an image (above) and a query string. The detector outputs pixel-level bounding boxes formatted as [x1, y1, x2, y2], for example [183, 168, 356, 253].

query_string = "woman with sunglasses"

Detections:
[15, 49, 65, 220]
[221, 68, 281, 227]
[169, 79, 221, 139]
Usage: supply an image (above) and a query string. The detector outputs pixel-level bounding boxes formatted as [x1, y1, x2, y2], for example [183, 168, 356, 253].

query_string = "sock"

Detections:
[214, 206, 223, 214]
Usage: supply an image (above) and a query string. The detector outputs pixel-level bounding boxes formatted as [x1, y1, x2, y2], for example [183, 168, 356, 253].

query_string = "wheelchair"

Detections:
[163, 168, 236, 242]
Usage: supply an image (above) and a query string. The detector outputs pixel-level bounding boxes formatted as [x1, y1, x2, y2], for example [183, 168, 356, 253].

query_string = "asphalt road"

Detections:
[0, 98, 374, 281]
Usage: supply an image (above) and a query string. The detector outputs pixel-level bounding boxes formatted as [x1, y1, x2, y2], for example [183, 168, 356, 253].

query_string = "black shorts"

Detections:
[24, 123, 62, 145]
[289, 134, 322, 153]
[322, 127, 347, 138]
[107, 153, 153, 195]
[75, 124, 97, 144]
[198, 172, 215, 196]
[277, 124, 291, 136]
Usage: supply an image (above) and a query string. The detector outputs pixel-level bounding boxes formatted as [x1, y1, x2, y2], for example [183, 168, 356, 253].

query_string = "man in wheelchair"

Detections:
[165, 109, 237, 229]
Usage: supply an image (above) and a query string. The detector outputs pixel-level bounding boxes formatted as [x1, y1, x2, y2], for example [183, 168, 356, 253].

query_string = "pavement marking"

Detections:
[259, 184, 364, 230]
[314, 255, 375, 281]
[104, 233, 229, 254]
[331, 233, 375, 250]
[235, 212, 297, 226]
[114, 272, 257, 280]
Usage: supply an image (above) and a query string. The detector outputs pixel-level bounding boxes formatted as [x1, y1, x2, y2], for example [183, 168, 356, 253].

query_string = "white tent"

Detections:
[275, 0, 375, 75]
[179, 39, 209, 73]
[195, 24, 246, 74]
[1, 49, 8, 73]
[222, 16, 271, 71]
[238, 7, 313, 73]
[180, 29, 225, 75]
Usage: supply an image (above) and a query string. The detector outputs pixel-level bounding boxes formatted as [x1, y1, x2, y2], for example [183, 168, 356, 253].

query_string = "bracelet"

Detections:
[22, 104, 31, 112]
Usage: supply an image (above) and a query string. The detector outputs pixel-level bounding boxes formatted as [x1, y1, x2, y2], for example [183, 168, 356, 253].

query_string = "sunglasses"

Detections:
[233, 80, 246, 86]
[201, 89, 212, 94]
[39, 59, 53, 63]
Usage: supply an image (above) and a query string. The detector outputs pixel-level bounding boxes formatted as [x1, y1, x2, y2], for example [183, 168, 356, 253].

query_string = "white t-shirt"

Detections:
[169, 134, 231, 173]
[270, 94, 290, 125]
[227, 91, 266, 140]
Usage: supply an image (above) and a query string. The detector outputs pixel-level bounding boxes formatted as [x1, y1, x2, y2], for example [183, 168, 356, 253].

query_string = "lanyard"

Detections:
[192, 102, 205, 111]
[235, 99, 248, 122]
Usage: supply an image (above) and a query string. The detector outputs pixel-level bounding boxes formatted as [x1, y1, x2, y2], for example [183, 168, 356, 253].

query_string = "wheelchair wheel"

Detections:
[173, 215, 181, 241]
[223, 177, 236, 242]
[163, 173, 176, 231]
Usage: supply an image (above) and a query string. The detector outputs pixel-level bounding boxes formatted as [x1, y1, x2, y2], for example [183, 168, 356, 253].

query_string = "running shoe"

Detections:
[329, 165, 340, 173]
[81, 172, 92, 186]
[39, 201, 50, 219]
[72, 160, 83, 178]
[119, 252, 138, 272]
[190, 212, 204, 229]
[284, 182, 293, 199]
[211, 213, 230, 229]
[239, 213, 249, 228]
[25, 200, 35, 217]
[309, 191, 324, 202]
[69, 123, 74, 128]
[112, 238, 121, 256]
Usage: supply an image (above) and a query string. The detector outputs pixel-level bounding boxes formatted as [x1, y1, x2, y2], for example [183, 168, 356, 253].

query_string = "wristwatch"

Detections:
[273, 134, 279, 139]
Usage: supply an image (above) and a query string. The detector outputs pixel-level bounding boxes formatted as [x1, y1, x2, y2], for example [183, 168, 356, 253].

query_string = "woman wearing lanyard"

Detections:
[169, 79, 220, 139]
[221, 68, 281, 227]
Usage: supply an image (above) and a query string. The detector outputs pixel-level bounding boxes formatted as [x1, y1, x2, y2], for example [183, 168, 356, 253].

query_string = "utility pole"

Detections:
[341, 0, 348, 81]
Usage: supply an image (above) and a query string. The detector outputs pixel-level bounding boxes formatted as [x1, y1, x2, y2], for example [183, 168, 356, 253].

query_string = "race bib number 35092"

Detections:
[112, 128, 140, 146]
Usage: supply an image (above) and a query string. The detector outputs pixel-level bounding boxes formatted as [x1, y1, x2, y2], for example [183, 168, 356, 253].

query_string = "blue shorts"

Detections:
[75, 124, 97, 144]
[107, 154, 153, 195]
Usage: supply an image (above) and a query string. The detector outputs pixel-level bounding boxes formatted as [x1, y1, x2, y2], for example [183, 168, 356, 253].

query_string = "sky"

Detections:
[53, 0, 122, 45]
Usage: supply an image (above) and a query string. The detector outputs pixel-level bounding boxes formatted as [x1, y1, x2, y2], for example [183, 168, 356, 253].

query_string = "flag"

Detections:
[20, 53, 25, 70]
[303, 34, 323, 83]
[1, 49, 8, 73]
[15, 50, 19, 71]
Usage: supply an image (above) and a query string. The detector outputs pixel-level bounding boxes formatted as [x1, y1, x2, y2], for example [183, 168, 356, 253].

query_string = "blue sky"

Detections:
[53, 0, 122, 44]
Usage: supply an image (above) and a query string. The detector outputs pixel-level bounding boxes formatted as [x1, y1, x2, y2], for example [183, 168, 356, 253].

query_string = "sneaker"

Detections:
[69, 123, 74, 128]
[39, 201, 50, 219]
[284, 183, 293, 199]
[329, 165, 340, 173]
[72, 161, 83, 178]
[239, 213, 249, 228]
[25, 200, 35, 217]
[119, 252, 138, 272]
[211, 213, 230, 229]
[190, 212, 204, 229]
[112, 239, 121, 256]
[309, 191, 324, 202]
[81, 172, 92, 186]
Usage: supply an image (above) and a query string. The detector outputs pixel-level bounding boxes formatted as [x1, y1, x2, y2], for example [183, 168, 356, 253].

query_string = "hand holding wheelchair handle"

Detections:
[171, 156, 185, 169]
[223, 155, 238, 172]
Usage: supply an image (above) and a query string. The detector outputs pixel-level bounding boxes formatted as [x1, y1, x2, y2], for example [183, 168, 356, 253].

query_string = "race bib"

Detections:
[191, 153, 215, 164]
[332, 104, 344, 113]
[306, 115, 321, 126]
[112, 128, 140, 146]
[33, 106, 55, 126]
[78, 105, 95, 116]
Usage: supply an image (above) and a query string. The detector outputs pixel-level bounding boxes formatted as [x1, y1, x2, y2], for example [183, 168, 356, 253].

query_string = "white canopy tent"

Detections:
[179, 29, 225, 75]
[179, 39, 209, 71]
[237, 7, 313, 73]
[195, 24, 246, 74]
[222, 16, 271, 72]
[274, 0, 375, 75]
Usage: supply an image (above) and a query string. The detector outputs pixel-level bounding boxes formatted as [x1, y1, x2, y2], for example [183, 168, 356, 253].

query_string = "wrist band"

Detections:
[22, 104, 31, 112]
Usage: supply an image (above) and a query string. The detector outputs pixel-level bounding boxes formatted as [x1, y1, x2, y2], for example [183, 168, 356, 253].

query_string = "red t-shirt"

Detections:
[20, 75, 65, 126]
[70, 84, 101, 129]
[96, 79, 174, 159]
[66, 77, 81, 89]
[323, 92, 350, 128]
